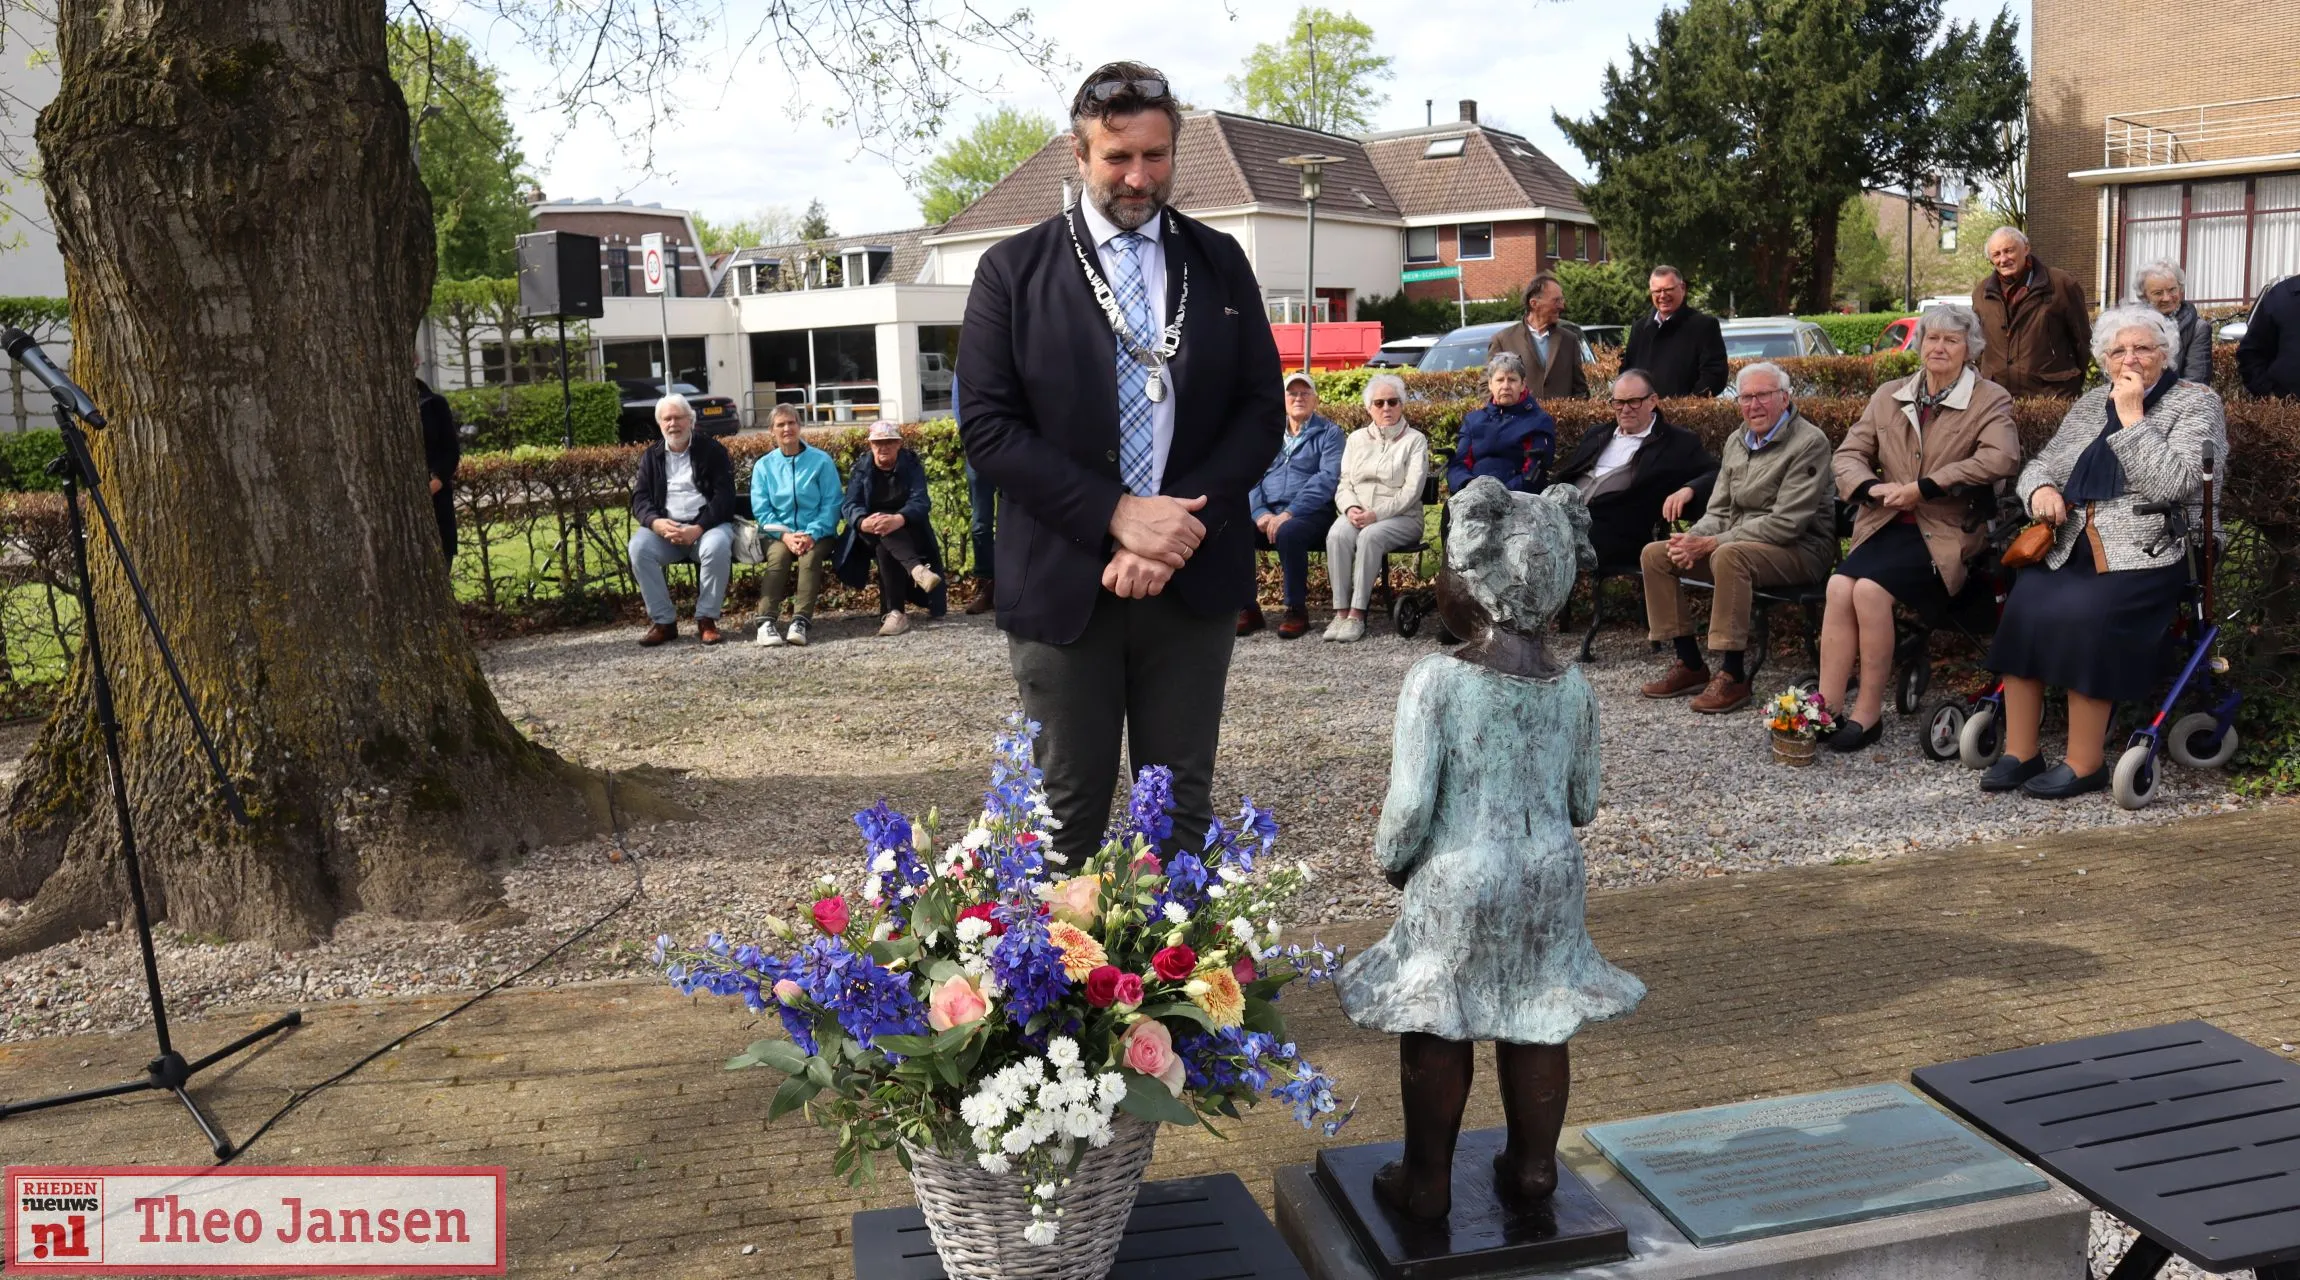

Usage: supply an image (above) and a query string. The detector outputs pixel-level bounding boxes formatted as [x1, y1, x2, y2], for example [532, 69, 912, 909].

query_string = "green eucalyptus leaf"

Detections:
[1241, 997, 1286, 1038]
[768, 1074, 822, 1119]
[752, 1039, 812, 1075]
[1115, 1068, 1200, 1126]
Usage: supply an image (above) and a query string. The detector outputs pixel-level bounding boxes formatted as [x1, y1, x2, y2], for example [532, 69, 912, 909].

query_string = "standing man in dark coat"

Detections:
[1549, 367, 1718, 569]
[2236, 273, 2300, 399]
[1621, 266, 1729, 398]
[957, 62, 1283, 857]
[417, 375, 460, 559]
[1485, 272, 1589, 399]
[1971, 227, 2091, 399]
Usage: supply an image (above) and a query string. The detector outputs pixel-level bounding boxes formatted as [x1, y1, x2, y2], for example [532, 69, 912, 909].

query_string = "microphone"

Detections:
[0, 326, 105, 427]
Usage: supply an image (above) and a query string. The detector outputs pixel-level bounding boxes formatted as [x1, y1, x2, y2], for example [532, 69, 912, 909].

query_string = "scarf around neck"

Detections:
[2063, 367, 2178, 504]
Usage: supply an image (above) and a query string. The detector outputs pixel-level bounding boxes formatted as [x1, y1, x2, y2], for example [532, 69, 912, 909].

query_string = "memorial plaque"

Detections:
[1583, 1083, 2046, 1247]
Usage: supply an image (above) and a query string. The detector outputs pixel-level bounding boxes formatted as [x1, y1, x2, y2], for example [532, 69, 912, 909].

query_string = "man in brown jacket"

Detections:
[1486, 272, 1589, 400]
[1971, 227, 2092, 398]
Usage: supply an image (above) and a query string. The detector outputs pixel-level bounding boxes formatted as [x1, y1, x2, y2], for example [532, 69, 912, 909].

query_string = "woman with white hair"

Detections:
[1982, 305, 2228, 799]
[1819, 305, 2020, 751]
[1324, 373, 1431, 642]
[2130, 260, 2213, 384]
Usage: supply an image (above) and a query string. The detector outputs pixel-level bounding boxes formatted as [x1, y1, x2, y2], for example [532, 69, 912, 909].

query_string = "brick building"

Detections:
[2028, 0, 2300, 309]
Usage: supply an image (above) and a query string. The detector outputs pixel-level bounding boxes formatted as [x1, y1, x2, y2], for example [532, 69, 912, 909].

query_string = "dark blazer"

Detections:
[2237, 275, 2300, 399]
[834, 447, 948, 610]
[1486, 319, 1590, 399]
[957, 206, 1284, 644]
[417, 378, 461, 556]
[1622, 306, 1729, 398]
[631, 434, 736, 530]
[1549, 411, 1718, 568]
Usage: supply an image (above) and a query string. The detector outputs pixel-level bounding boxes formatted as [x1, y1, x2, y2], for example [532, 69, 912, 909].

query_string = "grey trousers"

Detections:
[1008, 590, 1235, 860]
[1327, 512, 1423, 611]
[628, 524, 734, 623]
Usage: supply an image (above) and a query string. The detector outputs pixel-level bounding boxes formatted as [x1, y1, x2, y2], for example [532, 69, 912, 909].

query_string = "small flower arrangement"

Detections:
[1765, 687, 1838, 740]
[655, 715, 1346, 1245]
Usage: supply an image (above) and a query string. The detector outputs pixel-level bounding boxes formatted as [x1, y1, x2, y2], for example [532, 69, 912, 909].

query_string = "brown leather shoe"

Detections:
[964, 582, 995, 615]
[696, 616, 722, 646]
[1277, 608, 1310, 639]
[1238, 606, 1267, 637]
[1690, 672, 1753, 714]
[638, 622, 676, 647]
[1640, 659, 1709, 699]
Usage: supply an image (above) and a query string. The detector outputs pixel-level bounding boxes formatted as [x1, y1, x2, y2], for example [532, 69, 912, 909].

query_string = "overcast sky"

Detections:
[453, 0, 2030, 239]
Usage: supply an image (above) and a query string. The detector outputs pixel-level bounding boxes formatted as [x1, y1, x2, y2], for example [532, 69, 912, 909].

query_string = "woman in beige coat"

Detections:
[1818, 306, 2021, 750]
[1324, 373, 1432, 642]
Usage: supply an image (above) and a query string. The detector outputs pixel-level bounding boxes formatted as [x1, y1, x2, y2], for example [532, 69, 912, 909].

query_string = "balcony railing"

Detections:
[2105, 93, 2300, 169]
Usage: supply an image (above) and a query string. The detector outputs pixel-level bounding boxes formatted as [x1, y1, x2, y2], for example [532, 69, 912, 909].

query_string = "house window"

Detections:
[1405, 227, 1438, 264]
[2121, 173, 2300, 305]
[1575, 228, 1589, 260]
[1544, 223, 1558, 259]
[1459, 223, 1493, 260]
[665, 244, 683, 297]
[606, 244, 630, 297]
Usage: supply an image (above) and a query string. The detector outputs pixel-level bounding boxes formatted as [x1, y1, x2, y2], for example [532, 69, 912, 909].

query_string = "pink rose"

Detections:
[927, 974, 990, 1032]
[1232, 955, 1257, 985]
[811, 896, 850, 936]
[1113, 972, 1144, 1009]
[1048, 876, 1102, 928]
[1121, 1019, 1187, 1097]
[1131, 850, 1163, 874]
[772, 979, 804, 1006]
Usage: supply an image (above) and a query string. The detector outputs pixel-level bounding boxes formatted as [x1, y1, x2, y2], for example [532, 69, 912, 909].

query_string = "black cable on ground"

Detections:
[216, 774, 643, 1165]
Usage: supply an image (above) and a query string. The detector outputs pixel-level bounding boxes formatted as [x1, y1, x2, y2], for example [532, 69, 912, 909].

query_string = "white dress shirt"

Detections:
[1591, 423, 1650, 481]
[663, 446, 704, 522]
[1077, 197, 1176, 494]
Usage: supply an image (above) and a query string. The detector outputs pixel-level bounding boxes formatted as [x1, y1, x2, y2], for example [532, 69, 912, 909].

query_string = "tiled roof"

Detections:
[711, 225, 934, 295]
[1350, 125, 1588, 220]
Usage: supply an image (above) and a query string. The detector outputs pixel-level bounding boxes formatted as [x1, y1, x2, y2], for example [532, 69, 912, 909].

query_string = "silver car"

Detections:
[1717, 316, 1842, 361]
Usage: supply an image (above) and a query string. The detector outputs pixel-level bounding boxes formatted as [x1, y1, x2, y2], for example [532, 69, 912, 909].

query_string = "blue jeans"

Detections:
[628, 523, 734, 623]
[1254, 507, 1337, 609]
[965, 461, 997, 577]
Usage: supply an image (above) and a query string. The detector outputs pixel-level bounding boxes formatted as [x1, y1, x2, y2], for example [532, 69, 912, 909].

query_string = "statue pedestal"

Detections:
[1299, 1127, 1632, 1279]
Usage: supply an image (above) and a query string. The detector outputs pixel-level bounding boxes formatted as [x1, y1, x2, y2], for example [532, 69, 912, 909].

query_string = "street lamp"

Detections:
[1281, 154, 1340, 375]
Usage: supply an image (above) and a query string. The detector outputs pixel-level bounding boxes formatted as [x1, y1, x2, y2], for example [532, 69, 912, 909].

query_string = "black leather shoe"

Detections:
[1826, 718, 1883, 752]
[1979, 754, 2047, 793]
[2021, 762, 2110, 800]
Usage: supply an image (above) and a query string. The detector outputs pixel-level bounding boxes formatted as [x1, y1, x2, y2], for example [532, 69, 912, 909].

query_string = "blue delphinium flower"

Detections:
[983, 714, 1045, 827]
[1154, 851, 1212, 918]
[986, 913, 1070, 1029]
[1119, 765, 1174, 847]
[790, 935, 927, 1052]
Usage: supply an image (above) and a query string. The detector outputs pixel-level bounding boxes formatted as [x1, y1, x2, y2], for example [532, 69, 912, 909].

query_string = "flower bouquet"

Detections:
[655, 716, 1345, 1280]
[1765, 687, 1837, 764]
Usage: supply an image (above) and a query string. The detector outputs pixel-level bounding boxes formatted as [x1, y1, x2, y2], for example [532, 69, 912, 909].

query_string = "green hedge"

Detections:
[1798, 312, 1906, 355]
[444, 381, 620, 451]
[0, 430, 63, 491]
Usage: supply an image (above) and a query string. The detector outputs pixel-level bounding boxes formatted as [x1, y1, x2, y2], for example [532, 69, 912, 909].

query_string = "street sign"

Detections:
[640, 232, 667, 295]
[1400, 265, 1460, 283]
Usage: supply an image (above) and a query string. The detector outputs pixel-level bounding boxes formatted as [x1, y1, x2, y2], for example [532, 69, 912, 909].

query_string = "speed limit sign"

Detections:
[640, 232, 666, 294]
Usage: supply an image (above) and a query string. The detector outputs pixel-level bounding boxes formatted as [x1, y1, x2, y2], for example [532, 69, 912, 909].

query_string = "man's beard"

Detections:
[1089, 174, 1172, 231]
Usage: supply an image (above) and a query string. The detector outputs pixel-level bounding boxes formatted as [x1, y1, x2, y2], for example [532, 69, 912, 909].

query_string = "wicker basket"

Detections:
[903, 1114, 1160, 1280]
[1772, 731, 1818, 766]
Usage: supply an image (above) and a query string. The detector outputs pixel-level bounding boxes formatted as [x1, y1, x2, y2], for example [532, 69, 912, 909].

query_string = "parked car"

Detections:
[1366, 335, 1441, 368]
[1417, 321, 1598, 374]
[1873, 316, 1920, 353]
[616, 379, 740, 444]
[1580, 324, 1628, 350]
[1717, 316, 1841, 361]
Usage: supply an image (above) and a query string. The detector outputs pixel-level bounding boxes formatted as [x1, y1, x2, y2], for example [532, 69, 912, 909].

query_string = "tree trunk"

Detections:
[1801, 202, 1840, 315]
[0, 1, 626, 958]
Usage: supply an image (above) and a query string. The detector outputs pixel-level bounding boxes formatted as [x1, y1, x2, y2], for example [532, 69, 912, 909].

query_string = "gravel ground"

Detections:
[0, 609, 2242, 1043]
[2092, 1213, 2249, 1279]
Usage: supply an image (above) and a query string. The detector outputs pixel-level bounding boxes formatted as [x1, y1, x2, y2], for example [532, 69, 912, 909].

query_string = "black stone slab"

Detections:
[1915, 1019, 2300, 1273]
[1310, 1127, 1630, 1279]
[850, 1172, 1309, 1279]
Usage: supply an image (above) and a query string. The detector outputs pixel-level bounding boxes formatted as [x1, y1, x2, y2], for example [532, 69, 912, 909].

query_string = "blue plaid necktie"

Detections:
[1109, 232, 1157, 496]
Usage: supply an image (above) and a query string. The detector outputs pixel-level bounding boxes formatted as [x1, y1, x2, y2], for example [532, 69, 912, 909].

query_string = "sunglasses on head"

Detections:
[1084, 76, 1170, 104]
[1370, 397, 1402, 408]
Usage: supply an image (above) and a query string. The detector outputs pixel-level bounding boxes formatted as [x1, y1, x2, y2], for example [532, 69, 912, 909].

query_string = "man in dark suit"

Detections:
[416, 374, 461, 559]
[1621, 265, 1729, 398]
[1485, 272, 1588, 399]
[958, 62, 1282, 857]
[1548, 368, 1718, 569]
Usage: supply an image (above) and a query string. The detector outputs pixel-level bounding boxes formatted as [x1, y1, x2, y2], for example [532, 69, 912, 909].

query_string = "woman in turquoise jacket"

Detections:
[748, 406, 844, 646]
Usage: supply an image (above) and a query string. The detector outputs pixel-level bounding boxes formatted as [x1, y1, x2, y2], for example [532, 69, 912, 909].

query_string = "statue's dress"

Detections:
[1337, 654, 1645, 1044]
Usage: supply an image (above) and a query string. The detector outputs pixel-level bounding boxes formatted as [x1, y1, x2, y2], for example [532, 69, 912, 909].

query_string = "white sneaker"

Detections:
[879, 611, 911, 637]
[911, 564, 942, 592]
[1332, 617, 1368, 643]
[785, 617, 810, 647]
[1322, 615, 1345, 641]
[756, 621, 785, 647]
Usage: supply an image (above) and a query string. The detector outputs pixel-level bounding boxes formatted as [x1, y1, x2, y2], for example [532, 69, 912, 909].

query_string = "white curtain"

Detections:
[2188, 181, 2247, 303]
[2123, 183, 2182, 293]
[2253, 174, 2300, 294]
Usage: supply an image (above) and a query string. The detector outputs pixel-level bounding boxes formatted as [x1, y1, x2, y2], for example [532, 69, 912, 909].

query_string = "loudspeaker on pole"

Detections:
[516, 231, 604, 320]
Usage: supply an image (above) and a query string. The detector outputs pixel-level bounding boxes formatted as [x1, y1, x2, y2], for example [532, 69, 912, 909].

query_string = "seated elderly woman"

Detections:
[1982, 304, 2229, 798]
[1446, 352, 1557, 496]
[1819, 305, 2020, 751]
[2132, 259, 2214, 384]
[1325, 373, 1432, 643]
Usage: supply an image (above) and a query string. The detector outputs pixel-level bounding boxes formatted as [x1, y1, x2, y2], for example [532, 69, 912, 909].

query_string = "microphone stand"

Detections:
[0, 390, 301, 1158]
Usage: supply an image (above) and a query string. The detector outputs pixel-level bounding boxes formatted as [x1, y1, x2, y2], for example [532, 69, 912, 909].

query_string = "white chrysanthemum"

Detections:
[1001, 1127, 1034, 1155]
[1162, 902, 1189, 925]
[1229, 917, 1255, 945]
[1065, 1108, 1101, 1138]
[870, 850, 897, 874]
[1035, 1182, 1058, 1200]
[1206, 884, 1227, 900]
[1087, 1126, 1115, 1149]
[963, 954, 990, 977]
[863, 873, 884, 902]
[1023, 1220, 1058, 1245]
[1097, 1074, 1127, 1107]
[955, 917, 991, 944]
[1046, 1037, 1080, 1069]
[964, 827, 993, 850]
[1217, 864, 1245, 883]
[977, 1152, 1010, 1175]
[1043, 850, 1067, 865]
[977, 970, 1002, 995]
[870, 919, 895, 943]
[1266, 920, 1283, 942]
